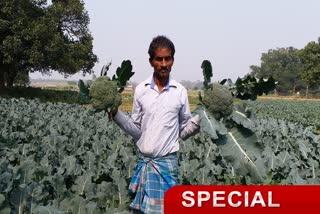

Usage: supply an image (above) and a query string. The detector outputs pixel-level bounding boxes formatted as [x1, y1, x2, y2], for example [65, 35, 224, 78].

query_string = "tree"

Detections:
[0, 0, 43, 87]
[0, 0, 97, 88]
[298, 38, 320, 97]
[249, 47, 304, 94]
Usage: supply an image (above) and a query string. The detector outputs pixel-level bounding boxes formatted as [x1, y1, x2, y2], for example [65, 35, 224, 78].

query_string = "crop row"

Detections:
[245, 99, 320, 130]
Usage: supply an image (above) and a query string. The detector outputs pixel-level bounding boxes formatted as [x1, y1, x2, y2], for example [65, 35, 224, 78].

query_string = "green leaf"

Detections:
[230, 103, 256, 129]
[201, 60, 212, 89]
[71, 172, 95, 197]
[100, 61, 112, 77]
[193, 105, 227, 139]
[59, 156, 77, 175]
[34, 205, 64, 214]
[78, 80, 90, 104]
[230, 76, 277, 100]
[59, 196, 89, 214]
[85, 202, 99, 214]
[113, 60, 134, 93]
[214, 126, 266, 183]
[9, 185, 28, 214]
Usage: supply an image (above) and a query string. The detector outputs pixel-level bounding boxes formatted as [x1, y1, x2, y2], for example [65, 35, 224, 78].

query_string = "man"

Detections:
[111, 35, 200, 213]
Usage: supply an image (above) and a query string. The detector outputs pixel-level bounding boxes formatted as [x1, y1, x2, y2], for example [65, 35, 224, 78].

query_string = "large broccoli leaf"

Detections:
[78, 80, 90, 104]
[214, 126, 266, 183]
[193, 104, 266, 184]
[230, 103, 256, 129]
[193, 105, 227, 139]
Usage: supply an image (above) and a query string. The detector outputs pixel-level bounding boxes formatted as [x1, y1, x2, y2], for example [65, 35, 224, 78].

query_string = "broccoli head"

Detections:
[202, 83, 234, 120]
[89, 76, 122, 111]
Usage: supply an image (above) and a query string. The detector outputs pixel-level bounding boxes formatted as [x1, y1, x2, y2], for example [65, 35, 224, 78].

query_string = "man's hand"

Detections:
[107, 108, 118, 121]
[180, 114, 201, 140]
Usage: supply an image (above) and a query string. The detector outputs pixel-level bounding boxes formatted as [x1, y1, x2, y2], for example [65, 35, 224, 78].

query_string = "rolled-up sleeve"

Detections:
[114, 93, 142, 141]
[178, 89, 192, 133]
[179, 89, 200, 140]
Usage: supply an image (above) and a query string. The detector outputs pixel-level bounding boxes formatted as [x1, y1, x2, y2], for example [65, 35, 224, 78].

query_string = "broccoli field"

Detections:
[245, 99, 320, 133]
[1, 97, 320, 213]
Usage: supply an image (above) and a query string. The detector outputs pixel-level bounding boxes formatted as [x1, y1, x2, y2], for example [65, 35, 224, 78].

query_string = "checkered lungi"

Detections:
[128, 152, 178, 213]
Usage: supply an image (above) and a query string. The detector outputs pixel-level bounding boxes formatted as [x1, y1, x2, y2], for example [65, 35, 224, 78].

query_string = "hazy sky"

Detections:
[30, 0, 320, 83]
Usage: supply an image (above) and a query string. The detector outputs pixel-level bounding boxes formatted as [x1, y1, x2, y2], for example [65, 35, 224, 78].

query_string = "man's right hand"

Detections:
[180, 114, 201, 140]
[107, 108, 118, 121]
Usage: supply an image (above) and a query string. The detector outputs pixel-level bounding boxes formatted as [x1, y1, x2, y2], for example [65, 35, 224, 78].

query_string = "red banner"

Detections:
[164, 185, 320, 214]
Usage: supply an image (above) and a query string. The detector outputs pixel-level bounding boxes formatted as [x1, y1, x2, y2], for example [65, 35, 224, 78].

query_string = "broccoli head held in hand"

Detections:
[89, 76, 122, 112]
[202, 83, 233, 120]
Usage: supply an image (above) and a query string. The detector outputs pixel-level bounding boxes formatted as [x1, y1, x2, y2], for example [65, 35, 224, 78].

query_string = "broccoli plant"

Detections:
[194, 60, 276, 183]
[78, 60, 134, 112]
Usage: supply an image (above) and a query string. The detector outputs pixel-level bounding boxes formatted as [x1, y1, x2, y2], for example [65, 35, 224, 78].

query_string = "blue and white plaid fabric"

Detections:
[129, 152, 178, 214]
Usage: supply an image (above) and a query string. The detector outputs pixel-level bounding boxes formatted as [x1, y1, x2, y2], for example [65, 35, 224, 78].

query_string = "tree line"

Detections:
[1, 0, 319, 98]
[0, 0, 97, 88]
[250, 39, 320, 97]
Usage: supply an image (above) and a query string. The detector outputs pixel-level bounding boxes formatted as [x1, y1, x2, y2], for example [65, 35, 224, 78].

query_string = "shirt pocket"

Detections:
[161, 101, 181, 128]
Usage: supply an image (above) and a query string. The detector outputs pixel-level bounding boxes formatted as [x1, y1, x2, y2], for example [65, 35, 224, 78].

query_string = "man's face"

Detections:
[150, 48, 174, 80]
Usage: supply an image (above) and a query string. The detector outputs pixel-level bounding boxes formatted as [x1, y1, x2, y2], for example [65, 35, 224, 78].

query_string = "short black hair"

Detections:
[148, 35, 175, 61]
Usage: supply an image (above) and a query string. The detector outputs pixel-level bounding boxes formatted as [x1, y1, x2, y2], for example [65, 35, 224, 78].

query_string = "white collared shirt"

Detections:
[114, 75, 192, 158]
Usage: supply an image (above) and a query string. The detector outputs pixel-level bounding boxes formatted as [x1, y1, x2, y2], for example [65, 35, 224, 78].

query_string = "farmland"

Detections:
[245, 99, 320, 133]
[121, 92, 320, 134]
[0, 88, 320, 213]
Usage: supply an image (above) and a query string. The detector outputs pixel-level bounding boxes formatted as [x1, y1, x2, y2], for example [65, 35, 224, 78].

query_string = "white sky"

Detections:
[30, 0, 320, 83]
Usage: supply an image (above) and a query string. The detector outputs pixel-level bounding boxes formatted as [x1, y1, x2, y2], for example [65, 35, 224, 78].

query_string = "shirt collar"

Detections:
[145, 74, 177, 90]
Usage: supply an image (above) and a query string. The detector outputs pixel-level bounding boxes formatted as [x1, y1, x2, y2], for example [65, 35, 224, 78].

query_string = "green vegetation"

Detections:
[0, 0, 97, 88]
[0, 96, 319, 213]
[0, 59, 319, 213]
[250, 39, 320, 97]
[245, 99, 320, 132]
[78, 60, 134, 113]
[298, 38, 320, 97]
[1, 1, 320, 211]
[250, 47, 303, 93]
[201, 83, 233, 120]
[0, 86, 82, 104]
[194, 60, 277, 183]
[89, 77, 122, 112]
